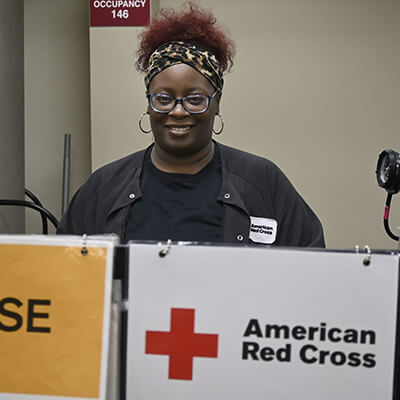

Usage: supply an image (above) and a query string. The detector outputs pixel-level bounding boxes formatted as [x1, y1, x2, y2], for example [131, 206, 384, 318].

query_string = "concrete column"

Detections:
[0, 0, 25, 233]
[24, 0, 91, 233]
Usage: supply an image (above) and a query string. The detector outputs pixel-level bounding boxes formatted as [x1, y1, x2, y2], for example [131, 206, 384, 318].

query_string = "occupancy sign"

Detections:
[127, 244, 399, 400]
[90, 0, 150, 27]
[0, 237, 113, 400]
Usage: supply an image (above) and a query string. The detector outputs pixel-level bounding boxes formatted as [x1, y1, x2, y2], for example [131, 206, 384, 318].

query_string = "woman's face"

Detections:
[148, 63, 220, 157]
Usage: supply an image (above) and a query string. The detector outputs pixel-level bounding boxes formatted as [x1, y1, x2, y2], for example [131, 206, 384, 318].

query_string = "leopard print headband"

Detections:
[144, 41, 224, 92]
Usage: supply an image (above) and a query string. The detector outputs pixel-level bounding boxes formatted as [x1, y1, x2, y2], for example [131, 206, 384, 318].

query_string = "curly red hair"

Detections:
[136, 2, 235, 73]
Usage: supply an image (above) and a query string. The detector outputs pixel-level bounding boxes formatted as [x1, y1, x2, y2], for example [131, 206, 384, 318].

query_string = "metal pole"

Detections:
[62, 134, 71, 215]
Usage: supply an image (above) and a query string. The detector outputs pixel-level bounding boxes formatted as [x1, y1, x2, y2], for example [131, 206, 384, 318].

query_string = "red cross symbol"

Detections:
[145, 308, 219, 380]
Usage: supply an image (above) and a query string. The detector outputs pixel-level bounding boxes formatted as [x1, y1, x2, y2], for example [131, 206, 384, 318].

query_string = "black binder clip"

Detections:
[81, 233, 88, 256]
[159, 239, 172, 258]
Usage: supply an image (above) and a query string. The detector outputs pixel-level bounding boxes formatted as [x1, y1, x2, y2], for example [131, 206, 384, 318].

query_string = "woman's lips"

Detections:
[166, 125, 193, 135]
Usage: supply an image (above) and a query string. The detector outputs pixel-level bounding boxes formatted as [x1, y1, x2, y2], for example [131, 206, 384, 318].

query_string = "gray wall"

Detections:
[0, 0, 25, 233]
[23, 0, 400, 247]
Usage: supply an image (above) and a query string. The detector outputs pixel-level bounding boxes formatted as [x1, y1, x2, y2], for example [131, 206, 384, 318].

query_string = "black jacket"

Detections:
[57, 142, 325, 247]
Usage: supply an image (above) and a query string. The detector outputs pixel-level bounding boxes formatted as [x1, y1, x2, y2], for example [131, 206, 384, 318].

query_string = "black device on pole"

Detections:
[376, 149, 400, 242]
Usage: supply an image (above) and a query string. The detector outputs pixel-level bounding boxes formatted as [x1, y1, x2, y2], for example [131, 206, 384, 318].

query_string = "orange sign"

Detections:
[0, 244, 110, 398]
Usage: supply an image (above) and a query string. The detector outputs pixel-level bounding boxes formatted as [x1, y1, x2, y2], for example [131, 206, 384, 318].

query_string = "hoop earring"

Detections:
[139, 112, 152, 134]
[212, 113, 224, 135]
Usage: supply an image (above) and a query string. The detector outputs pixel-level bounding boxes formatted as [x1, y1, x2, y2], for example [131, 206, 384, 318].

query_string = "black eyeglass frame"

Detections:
[146, 91, 218, 114]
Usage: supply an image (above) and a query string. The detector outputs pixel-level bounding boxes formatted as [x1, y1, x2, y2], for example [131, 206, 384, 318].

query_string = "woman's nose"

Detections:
[168, 100, 190, 117]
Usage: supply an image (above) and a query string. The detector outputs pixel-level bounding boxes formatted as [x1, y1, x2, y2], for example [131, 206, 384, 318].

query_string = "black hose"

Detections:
[0, 200, 59, 231]
[24, 188, 48, 233]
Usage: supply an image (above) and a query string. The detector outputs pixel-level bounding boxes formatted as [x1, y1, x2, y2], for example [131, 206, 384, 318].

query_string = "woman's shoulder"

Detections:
[216, 141, 298, 200]
[217, 142, 282, 176]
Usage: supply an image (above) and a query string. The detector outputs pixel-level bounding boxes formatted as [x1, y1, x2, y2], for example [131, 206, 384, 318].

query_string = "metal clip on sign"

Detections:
[81, 233, 88, 256]
[363, 245, 371, 266]
[159, 239, 172, 258]
[355, 244, 372, 267]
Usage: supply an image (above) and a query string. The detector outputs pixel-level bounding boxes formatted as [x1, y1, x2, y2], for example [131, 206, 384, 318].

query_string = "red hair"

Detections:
[136, 2, 235, 73]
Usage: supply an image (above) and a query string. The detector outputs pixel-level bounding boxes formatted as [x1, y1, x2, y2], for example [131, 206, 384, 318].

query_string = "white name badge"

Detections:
[249, 216, 277, 244]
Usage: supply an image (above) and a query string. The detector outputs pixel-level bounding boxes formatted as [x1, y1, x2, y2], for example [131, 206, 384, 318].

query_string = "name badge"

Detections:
[249, 216, 277, 244]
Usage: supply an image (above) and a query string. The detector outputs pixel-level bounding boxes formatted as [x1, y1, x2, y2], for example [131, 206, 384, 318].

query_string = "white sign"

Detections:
[127, 244, 399, 400]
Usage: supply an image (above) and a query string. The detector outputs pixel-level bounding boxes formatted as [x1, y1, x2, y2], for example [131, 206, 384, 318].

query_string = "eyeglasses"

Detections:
[146, 92, 218, 114]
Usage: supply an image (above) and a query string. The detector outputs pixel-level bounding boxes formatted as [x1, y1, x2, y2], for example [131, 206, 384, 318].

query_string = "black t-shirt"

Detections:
[124, 148, 223, 243]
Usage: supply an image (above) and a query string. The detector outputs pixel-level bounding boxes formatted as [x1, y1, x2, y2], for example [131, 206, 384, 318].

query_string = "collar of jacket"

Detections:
[106, 141, 250, 218]
[216, 142, 249, 215]
[106, 150, 145, 218]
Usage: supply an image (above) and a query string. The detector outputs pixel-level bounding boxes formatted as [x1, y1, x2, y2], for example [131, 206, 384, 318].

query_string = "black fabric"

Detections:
[124, 148, 223, 242]
[57, 141, 325, 248]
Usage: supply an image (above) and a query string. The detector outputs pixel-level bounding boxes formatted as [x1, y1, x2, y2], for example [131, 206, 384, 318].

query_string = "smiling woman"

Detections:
[57, 2, 325, 247]
[148, 63, 218, 169]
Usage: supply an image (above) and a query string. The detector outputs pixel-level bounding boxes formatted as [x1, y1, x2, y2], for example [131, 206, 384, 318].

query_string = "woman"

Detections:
[58, 3, 325, 247]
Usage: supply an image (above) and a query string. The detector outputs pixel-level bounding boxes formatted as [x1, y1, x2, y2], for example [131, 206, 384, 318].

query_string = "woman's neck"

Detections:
[151, 142, 215, 174]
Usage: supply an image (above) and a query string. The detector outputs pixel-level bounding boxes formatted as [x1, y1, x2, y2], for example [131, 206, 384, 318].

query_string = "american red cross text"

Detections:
[145, 308, 218, 380]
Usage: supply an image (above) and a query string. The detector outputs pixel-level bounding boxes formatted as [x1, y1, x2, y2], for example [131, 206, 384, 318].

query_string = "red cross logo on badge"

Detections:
[145, 308, 219, 380]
